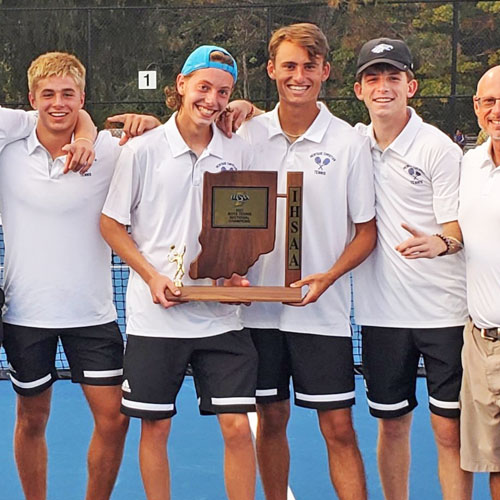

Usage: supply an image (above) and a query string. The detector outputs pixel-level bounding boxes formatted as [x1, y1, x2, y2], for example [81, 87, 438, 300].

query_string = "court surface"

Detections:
[0, 376, 489, 499]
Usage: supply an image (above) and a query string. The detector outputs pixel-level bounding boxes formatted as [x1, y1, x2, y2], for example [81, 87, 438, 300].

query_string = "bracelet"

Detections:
[447, 236, 464, 253]
[434, 234, 464, 256]
[73, 137, 94, 145]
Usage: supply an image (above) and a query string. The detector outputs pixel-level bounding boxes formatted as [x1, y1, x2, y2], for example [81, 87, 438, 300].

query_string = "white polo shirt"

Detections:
[102, 115, 253, 339]
[0, 107, 36, 152]
[238, 102, 375, 337]
[458, 140, 500, 328]
[0, 129, 119, 328]
[353, 108, 468, 328]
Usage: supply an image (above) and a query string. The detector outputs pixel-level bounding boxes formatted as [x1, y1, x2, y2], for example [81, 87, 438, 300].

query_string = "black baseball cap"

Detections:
[356, 38, 414, 77]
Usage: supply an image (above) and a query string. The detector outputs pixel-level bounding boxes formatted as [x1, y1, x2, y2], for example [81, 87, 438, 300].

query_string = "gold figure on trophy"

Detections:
[168, 244, 186, 287]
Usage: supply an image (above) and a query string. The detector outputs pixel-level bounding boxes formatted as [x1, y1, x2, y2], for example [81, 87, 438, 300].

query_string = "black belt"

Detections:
[473, 323, 500, 342]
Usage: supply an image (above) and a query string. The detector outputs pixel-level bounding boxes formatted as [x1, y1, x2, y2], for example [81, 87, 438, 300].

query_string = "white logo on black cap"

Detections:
[371, 43, 394, 54]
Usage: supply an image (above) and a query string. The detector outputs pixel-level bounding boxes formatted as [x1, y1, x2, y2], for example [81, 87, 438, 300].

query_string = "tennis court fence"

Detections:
[0, 226, 365, 379]
[1, 1, 499, 137]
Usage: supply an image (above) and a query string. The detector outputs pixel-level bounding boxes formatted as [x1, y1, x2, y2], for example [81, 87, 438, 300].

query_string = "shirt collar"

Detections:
[164, 113, 224, 159]
[365, 107, 423, 155]
[206, 124, 224, 159]
[26, 127, 45, 155]
[478, 138, 499, 170]
[267, 105, 285, 139]
[26, 127, 68, 163]
[385, 107, 423, 156]
[364, 123, 378, 150]
[267, 102, 332, 143]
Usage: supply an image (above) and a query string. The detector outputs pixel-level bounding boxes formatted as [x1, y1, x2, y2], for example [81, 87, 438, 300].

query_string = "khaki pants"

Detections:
[461, 319, 500, 472]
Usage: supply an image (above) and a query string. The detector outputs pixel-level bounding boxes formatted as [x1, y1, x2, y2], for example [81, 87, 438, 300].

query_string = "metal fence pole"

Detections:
[86, 8, 93, 116]
[449, 0, 460, 135]
[265, 5, 273, 111]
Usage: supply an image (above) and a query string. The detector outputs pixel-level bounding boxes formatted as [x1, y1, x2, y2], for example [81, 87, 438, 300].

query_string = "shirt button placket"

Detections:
[190, 152, 201, 186]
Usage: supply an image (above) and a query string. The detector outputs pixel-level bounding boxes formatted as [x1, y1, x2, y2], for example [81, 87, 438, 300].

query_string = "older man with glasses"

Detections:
[458, 66, 500, 499]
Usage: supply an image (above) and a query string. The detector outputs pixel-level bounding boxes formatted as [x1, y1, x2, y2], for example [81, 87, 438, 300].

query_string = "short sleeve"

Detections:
[0, 108, 36, 149]
[429, 144, 462, 224]
[347, 136, 376, 223]
[102, 145, 143, 226]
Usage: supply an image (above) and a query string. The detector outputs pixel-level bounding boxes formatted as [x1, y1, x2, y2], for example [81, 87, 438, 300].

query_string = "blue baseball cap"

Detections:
[181, 45, 238, 83]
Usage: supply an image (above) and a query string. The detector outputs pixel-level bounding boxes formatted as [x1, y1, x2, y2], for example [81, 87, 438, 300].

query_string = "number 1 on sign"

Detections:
[138, 70, 157, 90]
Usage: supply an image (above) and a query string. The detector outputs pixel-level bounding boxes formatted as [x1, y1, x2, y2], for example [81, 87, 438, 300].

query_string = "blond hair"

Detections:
[268, 23, 330, 63]
[164, 50, 235, 111]
[28, 52, 86, 93]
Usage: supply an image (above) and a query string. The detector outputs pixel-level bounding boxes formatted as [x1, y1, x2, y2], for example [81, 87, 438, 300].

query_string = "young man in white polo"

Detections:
[224, 23, 376, 500]
[0, 106, 96, 347]
[352, 38, 472, 500]
[0, 52, 158, 500]
[100, 45, 257, 500]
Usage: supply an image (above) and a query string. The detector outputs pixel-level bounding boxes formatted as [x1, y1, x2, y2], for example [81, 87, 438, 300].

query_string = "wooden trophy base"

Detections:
[165, 286, 302, 303]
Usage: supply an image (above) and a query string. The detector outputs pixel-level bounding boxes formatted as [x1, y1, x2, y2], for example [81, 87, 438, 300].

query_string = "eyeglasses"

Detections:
[474, 96, 500, 108]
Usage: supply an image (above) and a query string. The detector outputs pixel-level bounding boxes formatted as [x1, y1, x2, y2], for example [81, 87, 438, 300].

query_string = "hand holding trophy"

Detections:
[165, 170, 303, 303]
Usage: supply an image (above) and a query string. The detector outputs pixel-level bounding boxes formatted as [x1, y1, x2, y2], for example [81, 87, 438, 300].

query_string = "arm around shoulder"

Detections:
[62, 110, 98, 173]
[0, 107, 37, 144]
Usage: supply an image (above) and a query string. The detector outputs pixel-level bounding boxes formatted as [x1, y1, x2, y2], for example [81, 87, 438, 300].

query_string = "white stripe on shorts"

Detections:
[211, 397, 256, 406]
[10, 372, 52, 390]
[256, 388, 278, 397]
[83, 368, 123, 378]
[295, 390, 355, 403]
[429, 396, 460, 409]
[367, 398, 409, 411]
[121, 399, 174, 412]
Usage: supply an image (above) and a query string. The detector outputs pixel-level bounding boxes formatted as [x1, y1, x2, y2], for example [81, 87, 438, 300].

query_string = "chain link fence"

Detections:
[1, 1, 499, 133]
[0, 0, 498, 375]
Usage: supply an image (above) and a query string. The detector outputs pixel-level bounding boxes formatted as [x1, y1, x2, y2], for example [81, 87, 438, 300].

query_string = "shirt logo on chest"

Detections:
[215, 161, 237, 171]
[81, 157, 96, 177]
[310, 152, 335, 176]
[404, 165, 424, 185]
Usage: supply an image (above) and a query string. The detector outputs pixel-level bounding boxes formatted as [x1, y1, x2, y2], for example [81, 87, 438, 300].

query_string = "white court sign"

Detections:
[138, 70, 157, 89]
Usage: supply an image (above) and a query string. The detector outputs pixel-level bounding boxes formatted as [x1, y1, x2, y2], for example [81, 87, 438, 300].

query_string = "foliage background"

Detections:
[1, 0, 498, 373]
[0, 1, 499, 133]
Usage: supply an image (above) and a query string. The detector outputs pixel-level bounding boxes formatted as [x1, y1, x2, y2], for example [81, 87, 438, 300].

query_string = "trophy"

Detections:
[165, 170, 303, 303]
[167, 245, 186, 287]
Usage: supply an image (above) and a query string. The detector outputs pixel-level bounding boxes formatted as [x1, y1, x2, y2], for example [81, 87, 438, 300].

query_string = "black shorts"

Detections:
[250, 329, 355, 411]
[0, 287, 4, 345]
[362, 326, 464, 419]
[121, 329, 257, 420]
[3, 322, 124, 397]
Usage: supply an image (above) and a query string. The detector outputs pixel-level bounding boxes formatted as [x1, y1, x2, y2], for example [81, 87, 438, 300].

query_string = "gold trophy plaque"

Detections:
[165, 170, 303, 303]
